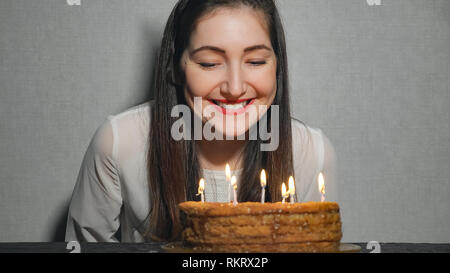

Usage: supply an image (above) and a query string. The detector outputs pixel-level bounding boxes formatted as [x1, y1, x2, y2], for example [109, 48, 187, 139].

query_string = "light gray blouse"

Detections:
[65, 101, 338, 242]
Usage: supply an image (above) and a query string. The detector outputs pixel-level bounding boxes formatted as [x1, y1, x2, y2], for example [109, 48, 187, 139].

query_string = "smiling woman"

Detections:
[181, 6, 278, 139]
[65, 0, 338, 243]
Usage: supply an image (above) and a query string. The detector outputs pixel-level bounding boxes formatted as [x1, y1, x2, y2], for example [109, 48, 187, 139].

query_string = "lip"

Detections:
[212, 98, 251, 104]
[207, 98, 256, 115]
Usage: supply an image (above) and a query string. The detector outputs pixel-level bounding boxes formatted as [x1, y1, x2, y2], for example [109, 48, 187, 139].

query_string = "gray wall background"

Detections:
[0, 0, 448, 243]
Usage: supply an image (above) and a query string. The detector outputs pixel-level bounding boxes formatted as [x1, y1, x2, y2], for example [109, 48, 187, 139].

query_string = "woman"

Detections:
[65, 0, 337, 243]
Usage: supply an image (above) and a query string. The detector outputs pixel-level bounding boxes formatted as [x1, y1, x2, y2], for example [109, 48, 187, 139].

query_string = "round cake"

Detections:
[178, 201, 342, 253]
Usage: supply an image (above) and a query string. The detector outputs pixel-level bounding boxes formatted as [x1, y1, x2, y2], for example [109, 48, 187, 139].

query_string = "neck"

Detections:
[196, 139, 247, 171]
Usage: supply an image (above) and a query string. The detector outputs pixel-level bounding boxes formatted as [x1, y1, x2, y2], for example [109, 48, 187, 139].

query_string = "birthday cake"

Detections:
[178, 201, 342, 253]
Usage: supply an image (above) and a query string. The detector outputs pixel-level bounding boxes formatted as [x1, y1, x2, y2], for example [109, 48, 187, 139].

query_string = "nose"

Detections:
[221, 63, 247, 98]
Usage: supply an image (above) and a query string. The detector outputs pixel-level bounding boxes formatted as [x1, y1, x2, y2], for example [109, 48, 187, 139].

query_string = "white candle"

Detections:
[231, 175, 238, 206]
[281, 183, 288, 204]
[225, 164, 231, 203]
[288, 176, 295, 204]
[318, 172, 325, 202]
[260, 169, 267, 204]
[197, 178, 205, 203]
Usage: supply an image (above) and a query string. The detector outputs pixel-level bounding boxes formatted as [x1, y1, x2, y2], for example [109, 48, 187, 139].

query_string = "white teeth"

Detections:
[216, 101, 249, 109]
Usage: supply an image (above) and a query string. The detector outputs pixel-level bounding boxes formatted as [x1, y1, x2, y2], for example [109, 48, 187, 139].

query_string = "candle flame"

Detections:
[260, 169, 266, 188]
[282, 182, 288, 198]
[198, 178, 205, 193]
[231, 175, 237, 190]
[318, 172, 325, 195]
[225, 164, 231, 181]
[288, 176, 295, 195]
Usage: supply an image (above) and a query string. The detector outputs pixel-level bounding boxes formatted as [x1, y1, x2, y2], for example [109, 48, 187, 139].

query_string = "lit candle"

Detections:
[288, 176, 295, 204]
[196, 178, 205, 203]
[260, 169, 267, 204]
[281, 182, 288, 204]
[225, 164, 231, 203]
[231, 175, 238, 206]
[318, 172, 325, 202]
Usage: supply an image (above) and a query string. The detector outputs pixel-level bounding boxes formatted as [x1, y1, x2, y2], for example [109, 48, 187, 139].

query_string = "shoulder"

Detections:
[107, 100, 153, 126]
[94, 101, 154, 161]
[106, 100, 153, 137]
[290, 117, 325, 146]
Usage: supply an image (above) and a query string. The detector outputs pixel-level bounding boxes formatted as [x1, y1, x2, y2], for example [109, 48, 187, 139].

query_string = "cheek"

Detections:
[184, 68, 218, 97]
[250, 67, 277, 99]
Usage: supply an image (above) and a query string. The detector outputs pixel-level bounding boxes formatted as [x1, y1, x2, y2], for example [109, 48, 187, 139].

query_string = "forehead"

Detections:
[189, 6, 271, 49]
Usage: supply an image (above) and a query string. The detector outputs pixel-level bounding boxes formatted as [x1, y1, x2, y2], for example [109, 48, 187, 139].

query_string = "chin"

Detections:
[213, 120, 252, 139]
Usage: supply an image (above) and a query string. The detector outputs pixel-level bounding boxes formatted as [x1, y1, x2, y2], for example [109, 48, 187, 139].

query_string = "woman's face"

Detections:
[180, 6, 277, 138]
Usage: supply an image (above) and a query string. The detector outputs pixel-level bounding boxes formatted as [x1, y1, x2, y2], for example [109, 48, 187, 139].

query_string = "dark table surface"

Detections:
[0, 242, 449, 253]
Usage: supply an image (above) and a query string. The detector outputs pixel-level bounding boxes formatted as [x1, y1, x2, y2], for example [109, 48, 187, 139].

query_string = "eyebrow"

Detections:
[190, 44, 272, 55]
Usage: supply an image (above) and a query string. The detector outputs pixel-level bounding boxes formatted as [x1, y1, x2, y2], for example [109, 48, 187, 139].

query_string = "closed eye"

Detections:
[198, 61, 267, 69]
[248, 61, 267, 66]
[199, 63, 218, 68]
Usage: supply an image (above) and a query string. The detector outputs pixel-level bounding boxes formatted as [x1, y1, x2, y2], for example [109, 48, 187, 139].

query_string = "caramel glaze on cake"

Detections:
[178, 201, 342, 253]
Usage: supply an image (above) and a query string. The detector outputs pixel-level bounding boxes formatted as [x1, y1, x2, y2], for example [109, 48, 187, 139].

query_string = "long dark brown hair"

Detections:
[145, 0, 293, 241]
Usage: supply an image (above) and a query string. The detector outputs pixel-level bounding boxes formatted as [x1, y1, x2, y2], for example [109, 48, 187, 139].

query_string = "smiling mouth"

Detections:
[207, 98, 255, 115]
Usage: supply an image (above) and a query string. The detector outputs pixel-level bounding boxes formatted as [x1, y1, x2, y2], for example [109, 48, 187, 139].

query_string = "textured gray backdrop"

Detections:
[0, 0, 449, 243]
